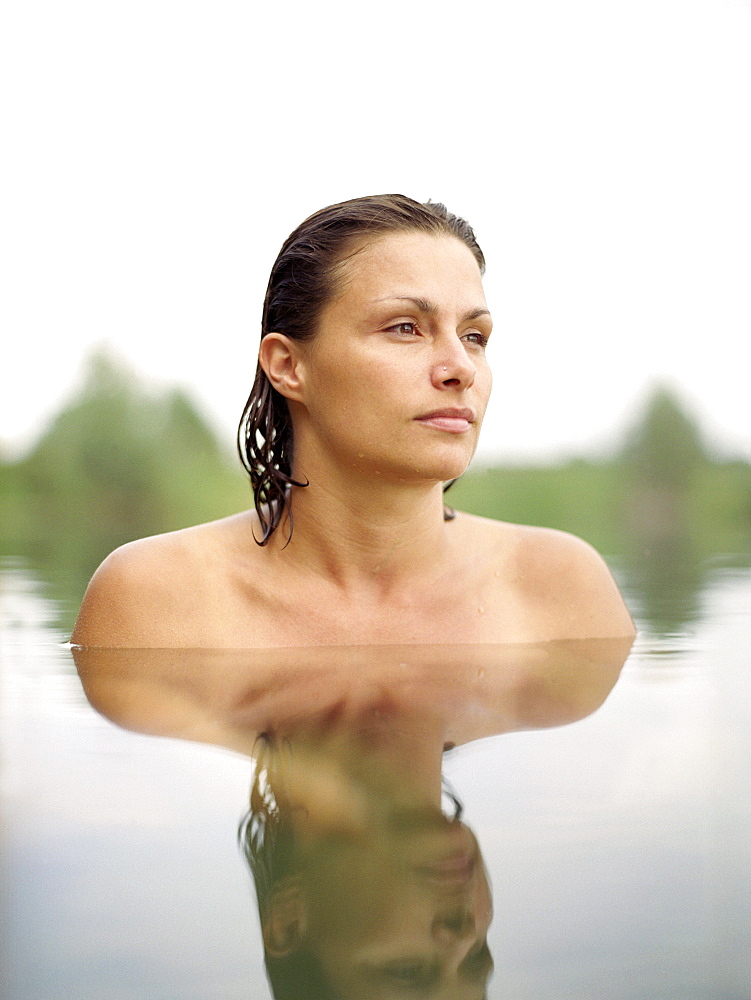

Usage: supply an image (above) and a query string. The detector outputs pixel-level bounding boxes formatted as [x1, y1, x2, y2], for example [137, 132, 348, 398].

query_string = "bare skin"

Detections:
[71, 509, 634, 647]
[71, 232, 635, 649]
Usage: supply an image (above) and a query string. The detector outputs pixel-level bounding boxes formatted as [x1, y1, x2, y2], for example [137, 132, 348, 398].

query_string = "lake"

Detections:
[2, 554, 750, 999]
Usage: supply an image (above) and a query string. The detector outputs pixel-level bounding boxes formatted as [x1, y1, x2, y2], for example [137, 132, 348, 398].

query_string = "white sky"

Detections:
[2, 0, 750, 464]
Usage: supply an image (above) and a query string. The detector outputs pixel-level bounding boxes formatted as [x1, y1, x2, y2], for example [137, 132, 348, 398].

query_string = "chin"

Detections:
[426, 445, 476, 482]
[364, 439, 476, 486]
[413, 457, 474, 485]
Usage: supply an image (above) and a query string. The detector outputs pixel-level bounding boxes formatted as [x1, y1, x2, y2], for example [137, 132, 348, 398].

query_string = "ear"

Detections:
[262, 878, 308, 958]
[259, 333, 306, 403]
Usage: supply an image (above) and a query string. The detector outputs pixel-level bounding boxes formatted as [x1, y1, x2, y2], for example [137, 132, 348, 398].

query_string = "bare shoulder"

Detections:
[454, 512, 636, 640]
[70, 512, 257, 647]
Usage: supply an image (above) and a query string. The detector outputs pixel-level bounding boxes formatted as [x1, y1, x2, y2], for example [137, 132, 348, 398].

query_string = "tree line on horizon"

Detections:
[2, 349, 750, 630]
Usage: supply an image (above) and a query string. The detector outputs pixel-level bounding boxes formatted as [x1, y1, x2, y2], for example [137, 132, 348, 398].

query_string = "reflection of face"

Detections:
[303, 811, 493, 999]
[292, 232, 493, 486]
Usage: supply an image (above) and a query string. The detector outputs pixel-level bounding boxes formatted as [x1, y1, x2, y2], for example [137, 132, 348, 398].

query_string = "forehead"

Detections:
[335, 232, 486, 306]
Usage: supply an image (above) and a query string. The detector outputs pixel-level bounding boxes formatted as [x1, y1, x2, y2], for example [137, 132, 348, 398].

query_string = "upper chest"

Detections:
[212, 555, 539, 647]
[179, 516, 572, 647]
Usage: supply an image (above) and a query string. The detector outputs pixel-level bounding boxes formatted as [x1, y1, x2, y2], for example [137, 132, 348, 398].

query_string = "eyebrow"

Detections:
[374, 296, 491, 324]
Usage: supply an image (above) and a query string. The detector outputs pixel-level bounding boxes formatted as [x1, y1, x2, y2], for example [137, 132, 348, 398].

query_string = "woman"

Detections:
[72, 194, 634, 647]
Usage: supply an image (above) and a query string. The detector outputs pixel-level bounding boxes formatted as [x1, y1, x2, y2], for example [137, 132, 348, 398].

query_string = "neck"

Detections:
[266, 470, 452, 596]
[290, 708, 447, 823]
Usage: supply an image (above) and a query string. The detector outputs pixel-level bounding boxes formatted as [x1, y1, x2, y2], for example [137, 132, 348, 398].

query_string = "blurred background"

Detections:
[2, 9, 751, 998]
[2, 0, 750, 634]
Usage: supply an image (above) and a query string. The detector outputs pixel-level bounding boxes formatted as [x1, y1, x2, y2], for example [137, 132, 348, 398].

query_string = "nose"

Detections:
[430, 337, 476, 390]
[431, 908, 476, 945]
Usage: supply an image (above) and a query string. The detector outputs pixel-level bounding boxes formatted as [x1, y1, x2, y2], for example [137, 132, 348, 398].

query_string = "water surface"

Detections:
[2, 557, 749, 999]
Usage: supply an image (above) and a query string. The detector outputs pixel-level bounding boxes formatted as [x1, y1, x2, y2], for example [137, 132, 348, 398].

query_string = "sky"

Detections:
[2, 0, 750, 465]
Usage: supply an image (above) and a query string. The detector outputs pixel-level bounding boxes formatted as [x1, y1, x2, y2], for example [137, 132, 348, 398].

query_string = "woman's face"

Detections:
[289, 231, 493, 487]
[303, 812, 494, 1000]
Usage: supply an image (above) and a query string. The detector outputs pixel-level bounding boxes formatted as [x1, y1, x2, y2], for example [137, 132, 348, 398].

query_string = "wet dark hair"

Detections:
[237, 194, 486, 545]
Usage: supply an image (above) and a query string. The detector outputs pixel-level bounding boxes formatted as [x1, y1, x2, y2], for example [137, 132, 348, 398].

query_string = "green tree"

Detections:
[620, 383, 707, 489]
[0, 349, 249, 612]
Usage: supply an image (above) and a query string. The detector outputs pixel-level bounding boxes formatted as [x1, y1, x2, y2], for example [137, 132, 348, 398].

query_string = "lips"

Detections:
[415, 407, 475, 433]
[412, 822, 480, 886]
[416, 850, 477, 886]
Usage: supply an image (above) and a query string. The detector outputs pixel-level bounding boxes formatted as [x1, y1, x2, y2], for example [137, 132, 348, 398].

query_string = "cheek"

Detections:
[474, 867, 494, 930]
[307, 860, 412, 943]
[478, 360, 493, 397]
[307, 354, 406, 427]
[473, 368, 492, 421]
[306, 347, 372, 401]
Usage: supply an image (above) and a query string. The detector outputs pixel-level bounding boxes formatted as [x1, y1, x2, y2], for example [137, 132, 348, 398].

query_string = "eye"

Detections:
[382, 962, 431, 985]
[386, 321, 420, 337]
[389, 965, 420, 980]
[462, 330, 488, 347]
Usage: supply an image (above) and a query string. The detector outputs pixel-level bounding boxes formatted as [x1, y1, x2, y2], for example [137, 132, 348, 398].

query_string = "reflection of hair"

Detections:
[237, 194, 486, 545]
[238, 735, 467, 999]
[238, 736, 292, 920]
[259, 951, 337, 1000]
[238, 736, 339, 1000]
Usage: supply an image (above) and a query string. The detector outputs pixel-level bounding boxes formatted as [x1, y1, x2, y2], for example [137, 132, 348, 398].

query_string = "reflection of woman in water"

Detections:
[72, 194, 634, 648]
[240, 713, 493, 1000]
[73, 639, 631, 998]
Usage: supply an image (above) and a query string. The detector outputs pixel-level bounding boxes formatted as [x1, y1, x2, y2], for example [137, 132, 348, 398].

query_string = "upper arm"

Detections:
[522, 528, 636, 640]
[71, 539, 184, 647]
